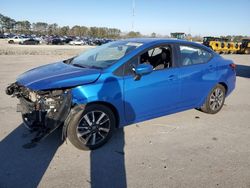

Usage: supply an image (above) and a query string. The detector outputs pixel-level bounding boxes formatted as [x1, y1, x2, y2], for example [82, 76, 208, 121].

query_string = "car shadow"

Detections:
[0, 124, 63, 187]
[89, 76, 135, 188]
[90, 128, 127, 188]
[0, 76, 135, 188]
[236, 64, 250, 78]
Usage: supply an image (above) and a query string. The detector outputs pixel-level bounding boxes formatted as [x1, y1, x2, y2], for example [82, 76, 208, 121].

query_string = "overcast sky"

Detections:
[1, 0, 249, 36]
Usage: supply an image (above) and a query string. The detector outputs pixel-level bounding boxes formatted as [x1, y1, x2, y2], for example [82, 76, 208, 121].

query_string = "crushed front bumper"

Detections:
[6, 82, 72, 142]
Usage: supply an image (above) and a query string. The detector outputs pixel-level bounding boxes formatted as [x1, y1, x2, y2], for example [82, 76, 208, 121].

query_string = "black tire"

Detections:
[8, 40, 14, 44]
[201, 84, 226, 114]
[22, 113, 40, 131]
[22, 113, 34, 130]
[67, 104, 116, 150]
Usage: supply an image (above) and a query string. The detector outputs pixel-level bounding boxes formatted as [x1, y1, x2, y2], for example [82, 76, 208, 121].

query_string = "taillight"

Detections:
[230, 63, 236, 70]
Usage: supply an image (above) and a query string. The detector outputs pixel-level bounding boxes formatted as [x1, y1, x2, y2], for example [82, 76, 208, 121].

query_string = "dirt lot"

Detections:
[0, 43, 250, 188]
[0, 39, 92, 56]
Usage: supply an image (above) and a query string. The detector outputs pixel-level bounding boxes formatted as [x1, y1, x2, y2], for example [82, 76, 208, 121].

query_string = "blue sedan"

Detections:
[6, 38, 236, 150]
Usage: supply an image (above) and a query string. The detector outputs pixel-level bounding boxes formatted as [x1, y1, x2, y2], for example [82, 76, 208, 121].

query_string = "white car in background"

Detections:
[69, 39, 86, 45]
[8, 36, 28, 44]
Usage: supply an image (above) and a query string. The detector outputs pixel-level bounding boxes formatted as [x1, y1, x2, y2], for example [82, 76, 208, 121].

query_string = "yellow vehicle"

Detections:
[203, 37, 239, 54]
[208, 40, 224, 54]
[238, 39, 250, 54]
[226, 42, 240, 54]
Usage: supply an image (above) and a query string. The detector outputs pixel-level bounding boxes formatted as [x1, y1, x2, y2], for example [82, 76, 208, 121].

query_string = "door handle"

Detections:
[208, 65, 216, 71]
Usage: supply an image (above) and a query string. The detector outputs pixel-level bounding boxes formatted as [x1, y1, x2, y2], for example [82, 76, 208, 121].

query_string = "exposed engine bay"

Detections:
[6, 82, 72, 144]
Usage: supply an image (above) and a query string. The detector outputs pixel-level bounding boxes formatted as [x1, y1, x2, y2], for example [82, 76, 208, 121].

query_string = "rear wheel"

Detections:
[67, 104, 115, 150]
[201, 84, 226, 114]
[245, 48, 250, 54]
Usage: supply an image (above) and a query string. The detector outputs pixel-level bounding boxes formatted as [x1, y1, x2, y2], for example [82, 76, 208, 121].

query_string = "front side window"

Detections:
[179, 45, 212, 66]
[140, 46, 172, 70]
[116, 45, 173, 77]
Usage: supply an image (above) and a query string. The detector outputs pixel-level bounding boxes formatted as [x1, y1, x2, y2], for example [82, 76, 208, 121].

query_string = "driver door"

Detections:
[123, 45, 181, 124]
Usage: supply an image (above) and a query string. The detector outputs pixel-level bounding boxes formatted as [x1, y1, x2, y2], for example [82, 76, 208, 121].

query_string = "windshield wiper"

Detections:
[73, 64, 102, 69]
[73, 64, 88, 68]
[89, 66, 103, 69]
[63, 57, 74, 64]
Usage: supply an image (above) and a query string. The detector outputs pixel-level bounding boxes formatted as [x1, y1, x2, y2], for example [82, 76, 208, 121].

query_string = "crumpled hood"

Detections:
[17, 62, 101, 90]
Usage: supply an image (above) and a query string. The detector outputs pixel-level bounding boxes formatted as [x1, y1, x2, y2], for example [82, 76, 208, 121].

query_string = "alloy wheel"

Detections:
[209, 88, 224, 111]
[76, 110, 110, 146]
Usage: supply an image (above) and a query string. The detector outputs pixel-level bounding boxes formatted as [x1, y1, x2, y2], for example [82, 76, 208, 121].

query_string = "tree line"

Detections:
[0, 13, 142, 38]
[1, 13, 248, 40]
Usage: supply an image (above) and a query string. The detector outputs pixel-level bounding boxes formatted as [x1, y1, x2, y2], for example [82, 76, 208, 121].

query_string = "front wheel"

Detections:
[67, 104, 115, 150]
[201, 84, 226, 114]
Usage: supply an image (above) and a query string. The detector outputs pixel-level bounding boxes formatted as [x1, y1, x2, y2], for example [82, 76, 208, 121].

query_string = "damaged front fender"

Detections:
[62, 104, 86, 140]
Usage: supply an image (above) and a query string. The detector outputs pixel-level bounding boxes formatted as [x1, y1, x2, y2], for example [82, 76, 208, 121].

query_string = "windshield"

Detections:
[71, 41, 143, 69]
[203, 37, 209, 42]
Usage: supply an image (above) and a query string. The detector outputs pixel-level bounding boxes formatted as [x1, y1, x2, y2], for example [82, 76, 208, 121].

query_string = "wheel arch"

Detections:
[86, 101, 120, 128]
[197, 81, 228, 109]
[218, 82, 228, 95]
[63, 101, 120, 141]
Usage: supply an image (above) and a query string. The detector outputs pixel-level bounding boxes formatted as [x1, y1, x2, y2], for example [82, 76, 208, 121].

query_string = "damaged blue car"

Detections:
[6, 38, 236, 150]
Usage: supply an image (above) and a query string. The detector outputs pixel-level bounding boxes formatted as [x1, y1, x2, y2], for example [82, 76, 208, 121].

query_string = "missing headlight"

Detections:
[7, 83, 72, 143]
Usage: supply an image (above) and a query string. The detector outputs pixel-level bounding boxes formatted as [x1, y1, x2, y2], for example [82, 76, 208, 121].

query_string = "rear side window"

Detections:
[179, 45, 212, 66]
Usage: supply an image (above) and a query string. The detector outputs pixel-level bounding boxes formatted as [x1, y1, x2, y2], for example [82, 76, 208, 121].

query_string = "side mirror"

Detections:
[133, 63, 153, 81]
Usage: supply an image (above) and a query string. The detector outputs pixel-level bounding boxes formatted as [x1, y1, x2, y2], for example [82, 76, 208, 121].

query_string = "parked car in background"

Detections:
[19, 38, 40, 45]
[62, 37, 73, 44]
[8, 36, 28, 44]
[69, 39, 86, 45]
[6, 38, 236, 150]
[47, 37, 63, 45]
[0, 33, 5, 38]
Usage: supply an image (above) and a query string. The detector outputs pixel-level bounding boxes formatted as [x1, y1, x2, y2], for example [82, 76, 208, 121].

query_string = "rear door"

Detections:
[177, 45, 217, 108]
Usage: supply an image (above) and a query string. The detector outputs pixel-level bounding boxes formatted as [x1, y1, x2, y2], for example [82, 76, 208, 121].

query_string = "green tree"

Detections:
[0, 14, 16, 32]
[126, 31, 141, 38]
[32, 22, 48, 35]
[108, 28, 121, 38]
[70, 25, 83, 36]
[15, 20, 31, 34]
[0, 13, 4, 33]
[151, 32, 156, 38]
[47, 23, 58, 35]
[80, 26, 88, 36]
[89, 27, 99, 37]
[59, 26, 70, 36]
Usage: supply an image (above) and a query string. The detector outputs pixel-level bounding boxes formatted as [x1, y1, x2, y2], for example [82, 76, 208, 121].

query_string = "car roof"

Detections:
[122, 38, 200, 46]
[120, 38, 214, 53]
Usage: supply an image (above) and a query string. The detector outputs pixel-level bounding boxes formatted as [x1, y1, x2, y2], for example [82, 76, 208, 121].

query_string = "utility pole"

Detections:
[132, 0, 135, 31]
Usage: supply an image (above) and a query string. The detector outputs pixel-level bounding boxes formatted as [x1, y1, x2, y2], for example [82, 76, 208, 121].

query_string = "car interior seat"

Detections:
[140, 52, 150, 64]
[154, 48, 171, 70]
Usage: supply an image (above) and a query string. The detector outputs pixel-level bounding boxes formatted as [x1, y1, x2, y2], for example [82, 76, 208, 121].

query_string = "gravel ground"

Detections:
[0, 48, 249, 188]
[0, 39, 93, 55]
